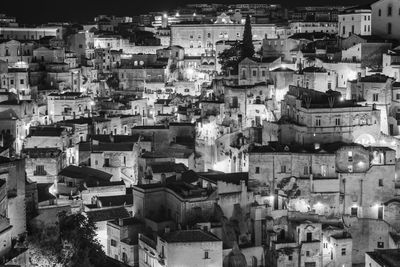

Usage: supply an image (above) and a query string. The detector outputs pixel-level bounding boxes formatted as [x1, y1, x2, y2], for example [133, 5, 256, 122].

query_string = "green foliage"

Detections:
[59, 213, 107, 267]
[241, 15, 255, 60]
[106, 74, 119, 89]
[28, 213, 107, 267]
[218, 41, 241, 75]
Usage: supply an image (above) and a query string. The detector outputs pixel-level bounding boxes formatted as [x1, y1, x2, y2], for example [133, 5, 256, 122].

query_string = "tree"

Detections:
[28, 212, 107, 267]
[241, 15, 255, 60]
[218, 41, 241, 75]
[59, 213, 107, 267]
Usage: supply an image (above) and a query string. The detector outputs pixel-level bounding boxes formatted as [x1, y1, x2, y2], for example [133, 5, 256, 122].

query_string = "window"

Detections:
[104, 158, 110, 167]
[281, 165, 286, 173]
[341, 248, 346, 256]
[34, 165, 46, 176]
[388, 23, 392, 35]
[373, 93, 379, 102]
[252, 70, 257, 77]
[110, 239, 117, 247]
[204, 251, 209, 259]
[315, 118, 321, 126]
[306, 232, 312, 241]
[20, 79, 24, 85]
[321, 165, 327, 176]
[351, 25, 354, 34]
[304, 166, 309, 175]
[342, 26, 345, 35]
[351, 207, 358, 216]
[397, 94, 400, 100]
[288, 255, 293, 261]
[379, 179, 383, 187]
[377, 242, 384, 248]
[379, 9, 381, 16]
[207, 33, 211, 38]
[255, 167, 260, 174]
[306, 251, 310, 257]
[122, 252, 127, 263]
[348, 151, 353, 162]
[335, 118, 341, 126]
[261, 70, 266, 77]
[388, 5, 392, 16]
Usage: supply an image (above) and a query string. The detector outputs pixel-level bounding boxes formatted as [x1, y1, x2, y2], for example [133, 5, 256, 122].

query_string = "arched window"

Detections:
[379, 9, 382, 16]
[388, 5, 392, 16]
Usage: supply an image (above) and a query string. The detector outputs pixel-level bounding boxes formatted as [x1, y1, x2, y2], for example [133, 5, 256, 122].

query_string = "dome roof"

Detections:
[223, 243, 247, 267]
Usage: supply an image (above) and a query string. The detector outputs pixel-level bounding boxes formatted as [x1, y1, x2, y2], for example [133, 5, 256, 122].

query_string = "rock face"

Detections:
[223, 242, 247, 267]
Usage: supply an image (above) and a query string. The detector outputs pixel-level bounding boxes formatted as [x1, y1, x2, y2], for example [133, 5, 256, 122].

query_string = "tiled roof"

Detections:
[97, 194, 133, 207]
[92, 142, 134, 152]
[86, 207, 130, 223]
[359, 74, 390, 83]
[199, 172, 248, 186]
[161, 230, 220, 243]
[29, 126, 65, 137]
[149, 162, 187, 174]
[59, 165, 112, 181]
[366, 249, 400, 267]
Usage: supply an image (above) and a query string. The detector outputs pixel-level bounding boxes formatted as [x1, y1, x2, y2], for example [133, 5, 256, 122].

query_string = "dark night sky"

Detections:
[3, 0, 374, 24]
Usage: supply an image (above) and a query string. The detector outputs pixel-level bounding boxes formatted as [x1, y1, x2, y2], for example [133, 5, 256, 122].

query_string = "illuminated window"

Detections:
[321, 165, 327, 176]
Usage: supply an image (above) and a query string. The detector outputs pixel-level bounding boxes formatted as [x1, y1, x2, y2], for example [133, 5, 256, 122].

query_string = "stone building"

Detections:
[371, 0, 400, 40]
[170, 16, 276, 56]
[338, 6, 371, 38]
[138, 230, 223, 267]
[347, 74, 394, 134]
[0, 40, 34, 64]
[279, 86, 381, 146]
[0, 157, 26, 240]
[107, 217, 144, 265]
[293, 66, 338, 92]
[47, 92, 92, 123]
[238, 57, 281, 86]
[224, 83, 276, 129]
[23, 147, 65, 184]
[89, 142, 140, 185]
